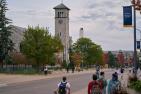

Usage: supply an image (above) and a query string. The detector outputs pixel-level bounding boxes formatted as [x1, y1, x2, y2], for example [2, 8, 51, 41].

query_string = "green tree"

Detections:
[47, 36, 63, 66]
[0, 0, 14, 65]
[108, 51, 116, 68]
[20, 26, 63, 71]
[72, 38, 104, 67]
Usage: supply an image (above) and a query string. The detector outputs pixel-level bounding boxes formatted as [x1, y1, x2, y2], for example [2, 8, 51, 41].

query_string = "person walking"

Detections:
[44, 66, 48, 75]
[88, 74, 102, 94]
[98, 72, 107, 94]
[96, 65, 100, 79]
[107, 73, 121, 94]
[55, 76, 70, 94]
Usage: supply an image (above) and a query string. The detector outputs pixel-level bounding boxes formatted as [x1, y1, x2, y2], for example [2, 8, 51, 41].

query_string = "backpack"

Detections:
[91, 81, 102, 94]
[98, 79, 104, 89]
[58, 82, 67, 94]
[110, 80, 120, 94]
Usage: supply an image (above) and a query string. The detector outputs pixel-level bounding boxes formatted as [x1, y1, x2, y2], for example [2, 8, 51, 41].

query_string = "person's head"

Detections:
[92, 74, 97, 80]
[129, 70, 131, 73]
[100, 72, 104, 76]
[112, 73, 118, 81]
[114, 72, 118, 76]
[99, 72, 104, 79]
[62, 76, 67, 82]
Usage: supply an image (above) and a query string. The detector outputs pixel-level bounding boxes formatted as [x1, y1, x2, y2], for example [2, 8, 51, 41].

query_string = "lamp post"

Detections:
[133, 0, 137, 76]
[131, 0, 141, 76]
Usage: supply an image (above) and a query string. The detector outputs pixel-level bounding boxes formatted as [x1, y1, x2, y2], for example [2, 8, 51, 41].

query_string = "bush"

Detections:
[128, 75, 138, 83]
[130, 80, 141, 92]
[13, 68, 37, 74]
[128, 75, 141, 92]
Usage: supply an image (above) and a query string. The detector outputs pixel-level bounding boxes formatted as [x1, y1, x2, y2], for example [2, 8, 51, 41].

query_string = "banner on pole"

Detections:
[137, 41, 140, 49]
[123, 6, 132, 27]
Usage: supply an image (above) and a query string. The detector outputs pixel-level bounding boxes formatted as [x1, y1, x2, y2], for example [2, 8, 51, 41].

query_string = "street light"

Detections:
[131, 0, 141, 76]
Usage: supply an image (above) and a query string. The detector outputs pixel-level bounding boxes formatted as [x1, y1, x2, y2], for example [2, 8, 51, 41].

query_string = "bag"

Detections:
[110, 81, 120, 94]
[58, 82, 67, 94]
[98, 80, 104, 89]
[91, 81, 102, 94]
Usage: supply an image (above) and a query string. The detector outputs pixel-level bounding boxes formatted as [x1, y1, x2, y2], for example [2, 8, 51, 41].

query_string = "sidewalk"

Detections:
[72, 69, 140, 94]
[0, 69, 98, 85]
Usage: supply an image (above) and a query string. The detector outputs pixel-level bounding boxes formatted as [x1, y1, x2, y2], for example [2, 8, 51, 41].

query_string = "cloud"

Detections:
[6, 0, 140, 51]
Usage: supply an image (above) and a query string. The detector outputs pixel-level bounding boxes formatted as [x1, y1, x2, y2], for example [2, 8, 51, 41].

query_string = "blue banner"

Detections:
[123, 6, 132, 27]
[137, 41, 140, 49]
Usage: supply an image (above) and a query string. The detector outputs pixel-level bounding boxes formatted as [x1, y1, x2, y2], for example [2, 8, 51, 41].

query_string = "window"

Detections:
[62, 12, 64, 17]
[58, 12, 59, 17]
[58, 12, 64, 18]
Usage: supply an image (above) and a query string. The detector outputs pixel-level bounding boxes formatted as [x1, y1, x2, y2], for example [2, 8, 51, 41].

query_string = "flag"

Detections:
[123, 6, 132, 27]
[137, 41, 140, 49]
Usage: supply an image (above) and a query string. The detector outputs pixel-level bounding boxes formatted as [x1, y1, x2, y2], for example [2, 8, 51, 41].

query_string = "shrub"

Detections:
[128, 75, 141, 92]
[128, 75, 138, 83]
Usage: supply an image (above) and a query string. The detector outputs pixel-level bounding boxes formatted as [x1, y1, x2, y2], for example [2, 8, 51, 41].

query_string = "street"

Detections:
[0, 70, 113, 94]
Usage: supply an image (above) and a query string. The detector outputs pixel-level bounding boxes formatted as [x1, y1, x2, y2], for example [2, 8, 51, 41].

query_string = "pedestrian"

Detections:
[98, 72, 107, 94]
[67, 65, 69, 73]
[72, 64, 75, 73]
[120, 67, 124, 78]
[44, 66, 48, 75]
[88, 74, 102, 94]
[55, 76, 70, 94]
[96, 65, 100, 79]
[107, 73, 121, 94]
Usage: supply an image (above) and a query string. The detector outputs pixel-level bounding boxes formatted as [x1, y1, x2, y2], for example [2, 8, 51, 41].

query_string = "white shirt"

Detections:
[58, 81, 70, 94]
[58, 81, 70, 88]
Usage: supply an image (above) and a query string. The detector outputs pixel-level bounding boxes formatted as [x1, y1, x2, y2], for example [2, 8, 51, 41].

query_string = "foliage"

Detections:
[129, 80, 141, 92]
[62, 60, 67, 68]
[108, 51, 116, 68]
[128, 76, 141, 92]
[20, 26, 63, 71]
[0, 0, 14, 64]
[72, 38, 104, 66]
[71, 52, 82, 67]
[128, 75, 138, 83]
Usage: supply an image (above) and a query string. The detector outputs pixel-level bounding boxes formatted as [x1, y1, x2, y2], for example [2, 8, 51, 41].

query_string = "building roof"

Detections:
[53, 3, 70, 10]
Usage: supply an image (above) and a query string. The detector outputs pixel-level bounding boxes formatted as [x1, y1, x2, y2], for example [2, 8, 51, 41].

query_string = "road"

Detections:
[0, 70, 114, 94]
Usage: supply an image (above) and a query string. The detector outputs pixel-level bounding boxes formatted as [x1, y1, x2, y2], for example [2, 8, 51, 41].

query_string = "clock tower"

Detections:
[54, 3, 70, 63]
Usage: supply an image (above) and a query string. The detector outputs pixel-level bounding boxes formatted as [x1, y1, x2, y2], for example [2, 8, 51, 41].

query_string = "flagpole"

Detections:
[132, 0, 137, 76]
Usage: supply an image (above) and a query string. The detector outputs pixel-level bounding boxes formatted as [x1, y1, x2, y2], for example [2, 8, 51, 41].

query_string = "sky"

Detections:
[6, 0, 141, 51]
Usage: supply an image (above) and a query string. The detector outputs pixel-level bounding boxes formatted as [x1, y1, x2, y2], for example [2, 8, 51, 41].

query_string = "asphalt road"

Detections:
[0, 70, 114, 94]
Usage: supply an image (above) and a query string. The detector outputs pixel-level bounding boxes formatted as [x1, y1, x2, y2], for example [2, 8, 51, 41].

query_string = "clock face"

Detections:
[58, 19, 63, 24]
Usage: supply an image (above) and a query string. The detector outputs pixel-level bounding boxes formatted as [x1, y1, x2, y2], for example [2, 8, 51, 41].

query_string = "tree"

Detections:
[47, 36, 63, 66]
[20, 26, 63, 71]
[72, 38, 104, 67]
[108, 51, 116, 68]
[0, 0, 14, 65]
[117, 51, 124, 65]
[71, 52, 82, 67]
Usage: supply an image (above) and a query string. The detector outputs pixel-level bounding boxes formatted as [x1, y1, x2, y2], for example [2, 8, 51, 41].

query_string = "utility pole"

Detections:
[131, 0, 141, 76]
[133, 0, 137, 76]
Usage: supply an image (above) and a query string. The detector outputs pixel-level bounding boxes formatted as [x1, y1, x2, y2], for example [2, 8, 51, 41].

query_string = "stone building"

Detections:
[53, 3, 70, 63]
